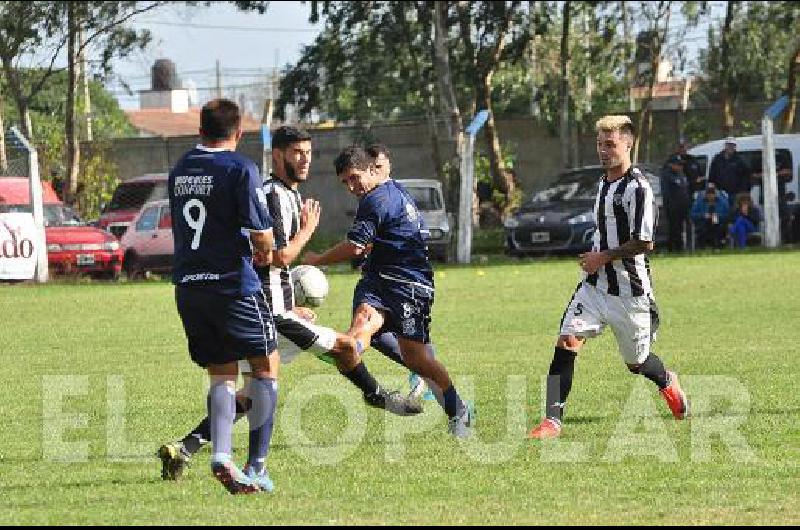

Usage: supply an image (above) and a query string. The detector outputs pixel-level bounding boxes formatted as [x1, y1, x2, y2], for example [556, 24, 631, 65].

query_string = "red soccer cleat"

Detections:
[660, 371, 690, 420]
[527, 417, 562, 440]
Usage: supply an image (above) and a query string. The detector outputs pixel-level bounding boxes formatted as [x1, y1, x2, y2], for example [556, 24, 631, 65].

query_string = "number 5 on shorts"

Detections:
[183, 199, 207, 250]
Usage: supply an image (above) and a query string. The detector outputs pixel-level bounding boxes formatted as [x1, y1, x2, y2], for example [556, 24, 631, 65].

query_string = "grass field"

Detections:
[1, 251, 799, 525]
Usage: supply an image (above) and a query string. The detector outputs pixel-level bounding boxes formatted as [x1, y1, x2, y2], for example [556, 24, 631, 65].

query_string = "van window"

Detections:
[405, 186, 443, 211]
[107, 181, 168, 213]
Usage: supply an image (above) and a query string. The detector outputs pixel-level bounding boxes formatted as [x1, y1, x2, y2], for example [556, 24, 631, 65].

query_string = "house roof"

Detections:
[124, 108, 263, 137]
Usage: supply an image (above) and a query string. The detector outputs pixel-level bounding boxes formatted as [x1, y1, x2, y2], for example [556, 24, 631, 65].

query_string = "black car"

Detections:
[504, 165, 667, 256]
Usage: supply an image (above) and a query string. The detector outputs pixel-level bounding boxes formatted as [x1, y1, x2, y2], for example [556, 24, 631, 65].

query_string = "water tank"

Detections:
[152, 59, 179, 91]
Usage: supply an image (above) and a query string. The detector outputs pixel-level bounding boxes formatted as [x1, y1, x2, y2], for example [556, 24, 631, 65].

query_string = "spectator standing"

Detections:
[660, 154, 691, 252]
[708, 137, 751, 207]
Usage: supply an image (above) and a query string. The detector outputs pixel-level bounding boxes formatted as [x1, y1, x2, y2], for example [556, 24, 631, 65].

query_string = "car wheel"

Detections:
[124, 251, 142, 280]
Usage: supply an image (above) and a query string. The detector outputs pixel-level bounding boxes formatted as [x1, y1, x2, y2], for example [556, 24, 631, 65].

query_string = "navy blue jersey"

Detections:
[347, 179, 433, 288]
[169, 145, 272, 297]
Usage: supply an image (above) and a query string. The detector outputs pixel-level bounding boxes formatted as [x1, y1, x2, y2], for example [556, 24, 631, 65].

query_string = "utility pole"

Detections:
[215, 59, 222, 99]
[79, 28, 93, 141]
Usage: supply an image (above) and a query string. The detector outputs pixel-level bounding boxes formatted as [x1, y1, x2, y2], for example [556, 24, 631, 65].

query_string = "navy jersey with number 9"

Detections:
[169, 145, 272, 297]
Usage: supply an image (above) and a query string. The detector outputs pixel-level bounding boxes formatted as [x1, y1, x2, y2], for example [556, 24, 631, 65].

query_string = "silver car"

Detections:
[396, 179, 453, 262]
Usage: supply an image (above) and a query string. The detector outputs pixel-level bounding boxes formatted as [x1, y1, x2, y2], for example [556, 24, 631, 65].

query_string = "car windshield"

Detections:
[405, 186, 443, 211]
[0, 204, 85, 227]
[530, 168, 604, 203]
[107, 182, 167, 212]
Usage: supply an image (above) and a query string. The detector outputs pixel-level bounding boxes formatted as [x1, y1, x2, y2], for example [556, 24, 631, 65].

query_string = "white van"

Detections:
[688, 134, 800, 240]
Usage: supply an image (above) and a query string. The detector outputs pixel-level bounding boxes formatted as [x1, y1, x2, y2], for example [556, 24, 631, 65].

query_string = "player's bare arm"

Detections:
[304, 240, 364, 266]
[251, 229, 274, 266]
[272, 198, 321, 268]
[579, 239, 653, 274]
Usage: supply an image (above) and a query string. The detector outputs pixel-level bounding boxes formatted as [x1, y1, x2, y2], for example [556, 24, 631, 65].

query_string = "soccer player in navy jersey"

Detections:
[168, 99, 277, 494]
[305, 146, 473, 438]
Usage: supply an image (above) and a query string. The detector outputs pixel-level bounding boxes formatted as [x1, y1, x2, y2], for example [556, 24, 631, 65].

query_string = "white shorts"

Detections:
[240, 311, 338, 370]
[559, 282, 660, 365]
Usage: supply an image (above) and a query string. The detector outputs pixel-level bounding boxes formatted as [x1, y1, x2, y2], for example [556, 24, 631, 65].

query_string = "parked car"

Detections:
[0, 177, 123, 279]
[99, 173, 168, 239]
[503, 165, 667, 256]
[395, 178, 453, 262]
[120, 199, 174, 279]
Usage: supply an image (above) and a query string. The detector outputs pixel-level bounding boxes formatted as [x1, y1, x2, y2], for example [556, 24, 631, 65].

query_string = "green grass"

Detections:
[1, 252, 799, 524]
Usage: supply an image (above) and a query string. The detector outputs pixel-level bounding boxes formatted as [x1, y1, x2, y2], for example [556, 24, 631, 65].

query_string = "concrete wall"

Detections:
[88, 103, 797, 238]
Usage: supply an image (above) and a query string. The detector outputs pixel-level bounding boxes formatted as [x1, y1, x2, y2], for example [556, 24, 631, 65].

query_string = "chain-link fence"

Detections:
[0, 128, 31, 178]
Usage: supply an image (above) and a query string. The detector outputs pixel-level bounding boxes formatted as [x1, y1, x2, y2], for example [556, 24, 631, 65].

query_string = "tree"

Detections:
[62, 1, 163, 205]
[0, 1, 64, 140]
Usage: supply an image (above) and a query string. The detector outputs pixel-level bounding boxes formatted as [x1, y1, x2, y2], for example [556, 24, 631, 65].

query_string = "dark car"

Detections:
[503, 165, 666, 256]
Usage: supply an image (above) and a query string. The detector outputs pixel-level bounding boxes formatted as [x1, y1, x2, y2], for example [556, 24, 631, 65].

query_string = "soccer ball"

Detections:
[291, 265, 329, 307]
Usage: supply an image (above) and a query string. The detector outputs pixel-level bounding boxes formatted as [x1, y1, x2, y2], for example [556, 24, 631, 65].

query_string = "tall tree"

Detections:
[61, 1, 162, 204]
[718, 0, 737, 137]
[0, 1, 64, 140]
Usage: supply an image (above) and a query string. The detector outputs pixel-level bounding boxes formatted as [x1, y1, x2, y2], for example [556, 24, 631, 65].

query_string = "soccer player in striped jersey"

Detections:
[528, 115, 689, 440]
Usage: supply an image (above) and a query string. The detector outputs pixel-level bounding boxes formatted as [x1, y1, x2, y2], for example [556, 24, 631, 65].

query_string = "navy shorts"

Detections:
[353, 276, 433, 343]
[176, 287, 277, 368]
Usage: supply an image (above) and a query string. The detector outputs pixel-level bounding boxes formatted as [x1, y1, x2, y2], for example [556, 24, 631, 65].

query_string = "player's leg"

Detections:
[529, 284, 603, 440]
[395, 335, 473, 438]
[242, 350, 279, 492]
[612, 295, 689, 420]
[206, 361, 261, 495]
[279, 311, 422, 415]
[370, 331, 437, 402]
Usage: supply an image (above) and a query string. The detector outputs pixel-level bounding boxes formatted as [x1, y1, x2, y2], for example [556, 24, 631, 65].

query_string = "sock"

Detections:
[442, 385, 464, 418]
[630, 353, 670, 390]
[247, 377, 278, 474]
[180, 398, 251, 457]
[208, 381, 236, 460]
[342, 362, 380, 396]
[545, 347, 577, 422]
[370, 332, 407, 367]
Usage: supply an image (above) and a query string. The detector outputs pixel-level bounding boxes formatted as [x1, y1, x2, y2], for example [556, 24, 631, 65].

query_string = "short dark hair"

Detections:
[366, 143, 391, 160]
[200, 99, 241, 141]
[272, 125, 311, 150]
[334, 146, 371, 176]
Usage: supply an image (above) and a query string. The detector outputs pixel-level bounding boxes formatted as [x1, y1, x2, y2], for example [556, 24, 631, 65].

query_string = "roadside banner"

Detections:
[0, 212, 39, 280]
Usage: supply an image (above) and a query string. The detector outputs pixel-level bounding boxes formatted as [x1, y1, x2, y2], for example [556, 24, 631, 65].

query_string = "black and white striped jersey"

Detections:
[257, 176, 302, 315]
[584, 166, 656, 297]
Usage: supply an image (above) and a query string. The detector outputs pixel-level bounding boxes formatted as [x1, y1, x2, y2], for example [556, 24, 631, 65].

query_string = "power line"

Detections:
[134, 19, 320, 33]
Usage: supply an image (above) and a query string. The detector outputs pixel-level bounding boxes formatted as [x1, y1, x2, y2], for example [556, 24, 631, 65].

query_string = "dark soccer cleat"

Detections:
[364, 389, 424, 416]
[157, 442, 190, 481]
[528, 417, 562, 440]
[211, 458, 261, 495]
[660, 371, 690, 420]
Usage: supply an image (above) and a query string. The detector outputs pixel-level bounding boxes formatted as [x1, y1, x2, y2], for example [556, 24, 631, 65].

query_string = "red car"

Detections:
[98, 173, 168, 239]
[0, 178, 124, 279]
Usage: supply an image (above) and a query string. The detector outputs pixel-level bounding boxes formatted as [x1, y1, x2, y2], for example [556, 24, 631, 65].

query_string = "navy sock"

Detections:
[247, 377, 278, 473]
[442, 385, 464, 418]
[208, 382, 236, 460]
[371, 332, 407, 367]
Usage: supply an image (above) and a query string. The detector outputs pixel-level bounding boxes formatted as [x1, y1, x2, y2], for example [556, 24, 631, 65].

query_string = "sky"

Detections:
[103, 1, 728, 115]
[107, 1, 323, 111]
